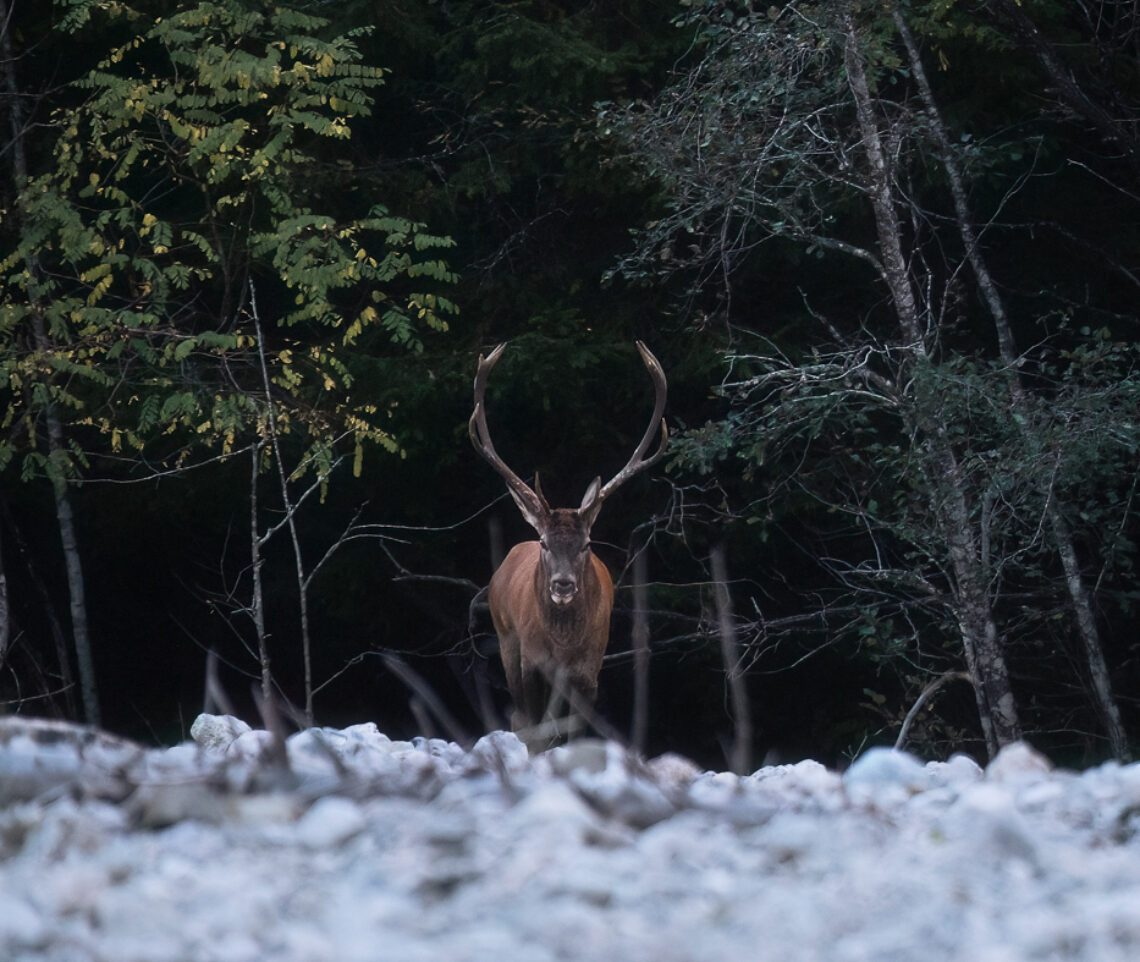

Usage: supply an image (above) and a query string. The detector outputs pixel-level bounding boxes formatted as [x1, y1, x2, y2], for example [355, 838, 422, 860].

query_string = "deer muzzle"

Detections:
[550, 577, 578, 606]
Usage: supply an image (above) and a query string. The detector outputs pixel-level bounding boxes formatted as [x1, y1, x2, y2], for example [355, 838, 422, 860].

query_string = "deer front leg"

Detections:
[514, 662, 550, 734]
[516, 660, 597, 750]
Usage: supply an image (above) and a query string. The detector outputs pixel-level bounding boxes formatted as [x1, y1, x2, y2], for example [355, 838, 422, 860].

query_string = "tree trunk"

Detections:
[251, 286, 313, 725]
[0, 517, 9, 666]
[843, 8, 1020, 755]
[3, 6, 99, 725]
[36, 317, 101, 725]
[2, 501, 78, 716]
[1049, 506, 1131, 759]
[250, 443, 273, 706]
[49, 454, 100, 725]
[631, 548, 650, 754]
[711, 544, 752, 774]
[894, 9, 1130, 761]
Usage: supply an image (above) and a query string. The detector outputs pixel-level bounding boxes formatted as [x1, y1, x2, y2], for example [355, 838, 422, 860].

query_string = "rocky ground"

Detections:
[1, 714, 1139, 961]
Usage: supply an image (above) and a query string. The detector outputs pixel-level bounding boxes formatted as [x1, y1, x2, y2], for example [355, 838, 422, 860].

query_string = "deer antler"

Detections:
[469, 344, 548, 522]
[471, 340, 668, 525]
[593, 340, 669, 505]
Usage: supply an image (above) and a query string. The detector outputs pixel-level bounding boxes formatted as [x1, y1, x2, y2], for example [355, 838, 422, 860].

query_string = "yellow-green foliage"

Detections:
[1, 0, 456, 484]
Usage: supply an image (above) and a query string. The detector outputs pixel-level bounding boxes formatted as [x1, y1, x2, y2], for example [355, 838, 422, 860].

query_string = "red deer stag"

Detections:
[470, 341, 668, 748]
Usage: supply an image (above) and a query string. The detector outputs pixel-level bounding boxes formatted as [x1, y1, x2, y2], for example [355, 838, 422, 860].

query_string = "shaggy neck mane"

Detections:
[534, 563, 595, 643]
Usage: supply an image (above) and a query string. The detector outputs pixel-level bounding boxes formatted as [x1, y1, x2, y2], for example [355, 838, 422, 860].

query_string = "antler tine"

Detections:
[595, 340, 669, 504]
[469, 344, 546, 515]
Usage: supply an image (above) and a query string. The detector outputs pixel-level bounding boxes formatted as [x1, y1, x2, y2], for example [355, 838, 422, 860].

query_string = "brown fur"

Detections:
[488, 535, 614, 740]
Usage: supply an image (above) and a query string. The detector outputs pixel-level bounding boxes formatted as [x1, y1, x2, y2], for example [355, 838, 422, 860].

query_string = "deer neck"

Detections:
[535, 561, 595, 643]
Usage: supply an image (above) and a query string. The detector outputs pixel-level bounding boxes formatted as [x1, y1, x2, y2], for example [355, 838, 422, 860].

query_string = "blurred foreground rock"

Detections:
[2, 715, 1140, 962]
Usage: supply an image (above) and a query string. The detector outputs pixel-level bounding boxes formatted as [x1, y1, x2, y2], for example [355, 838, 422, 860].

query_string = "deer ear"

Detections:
[508, 485, 547, 533]
[578, 476, 603, 527]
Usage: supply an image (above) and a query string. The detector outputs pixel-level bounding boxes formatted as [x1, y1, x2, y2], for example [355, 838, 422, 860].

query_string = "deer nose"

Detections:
[551, 578, 577, 603]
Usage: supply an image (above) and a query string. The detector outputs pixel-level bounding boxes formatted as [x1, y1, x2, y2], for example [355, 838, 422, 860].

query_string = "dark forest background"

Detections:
[2, 0, 1139, 770]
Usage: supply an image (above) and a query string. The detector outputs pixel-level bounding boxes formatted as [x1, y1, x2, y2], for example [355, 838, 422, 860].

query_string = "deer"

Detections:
[470, 341, 668, 749]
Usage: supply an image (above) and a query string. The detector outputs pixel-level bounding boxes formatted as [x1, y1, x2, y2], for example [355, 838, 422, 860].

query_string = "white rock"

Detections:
[7, 718, 1140, 962]
[548, 738, 610, 776]
[506, 779, 629, 848]
[942, 782, 1042, 867]
[131, 782, 230, 827]
[0, 717, 142, 803]
[0, 892, 47, 949]
[688, 770, 742, 809]
[926, 753, 984, 788]
[645, 751, 702, 793]
[148, 742, 205, 773]
[564, 742, 677, 827]
[467, 730, 530, 776]
[413, 736, 467, 768]
[339, 721, 387, 745]
[226, 728, 276, 761]
[295, 796, 366, 849]
[986, 741, 1053, 781]
[190, 713, 252, 754]
[844, 747, 930, 805]
[749, 758, 845, 808]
